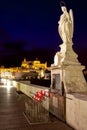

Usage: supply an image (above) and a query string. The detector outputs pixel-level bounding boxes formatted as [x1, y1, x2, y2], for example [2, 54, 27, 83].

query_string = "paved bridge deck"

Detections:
[0, 83, 74, 130]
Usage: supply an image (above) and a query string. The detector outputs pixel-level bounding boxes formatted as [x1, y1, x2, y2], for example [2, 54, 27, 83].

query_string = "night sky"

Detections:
[0, 0, 87, 67]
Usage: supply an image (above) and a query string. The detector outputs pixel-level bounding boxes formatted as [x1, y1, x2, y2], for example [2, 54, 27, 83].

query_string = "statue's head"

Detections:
[61, 6, 67, 12]
[60, 1, 67, 12]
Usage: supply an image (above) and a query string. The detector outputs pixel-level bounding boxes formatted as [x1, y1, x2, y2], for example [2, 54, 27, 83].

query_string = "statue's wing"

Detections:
[69, 9, 74, 38]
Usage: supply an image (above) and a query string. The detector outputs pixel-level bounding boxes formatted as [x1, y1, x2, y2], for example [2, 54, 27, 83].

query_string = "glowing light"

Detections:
[6, 80, 12, 92]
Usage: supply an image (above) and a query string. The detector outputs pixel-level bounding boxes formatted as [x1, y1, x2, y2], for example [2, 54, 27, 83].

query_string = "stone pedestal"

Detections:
[51, 42, 87, 93]
[62, 64, 87, 93]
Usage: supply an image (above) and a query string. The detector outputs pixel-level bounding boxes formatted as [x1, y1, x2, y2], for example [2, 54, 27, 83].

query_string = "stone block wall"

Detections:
[66, 93, 87, 130]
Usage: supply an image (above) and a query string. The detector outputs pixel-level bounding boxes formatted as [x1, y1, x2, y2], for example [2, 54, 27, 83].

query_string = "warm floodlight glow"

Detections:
[6, 80, 12, 92]
[1, 78, 7, 85]
[1, 78, 12, 92]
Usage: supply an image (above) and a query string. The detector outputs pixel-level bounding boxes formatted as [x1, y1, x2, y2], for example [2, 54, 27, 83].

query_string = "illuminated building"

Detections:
[21, 58, 47, 70]
[0, 58, 49, 79]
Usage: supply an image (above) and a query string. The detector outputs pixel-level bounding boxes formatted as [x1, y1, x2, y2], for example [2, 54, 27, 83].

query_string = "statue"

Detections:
[58, 3, 74, 43]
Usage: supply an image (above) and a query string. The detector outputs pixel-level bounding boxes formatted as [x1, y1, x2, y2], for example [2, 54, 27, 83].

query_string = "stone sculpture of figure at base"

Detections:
[58, 5, 74, 43]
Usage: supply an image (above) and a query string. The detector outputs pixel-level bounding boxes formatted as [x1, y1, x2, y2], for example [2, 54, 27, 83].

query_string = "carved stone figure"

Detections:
[51, 2, 87, 95]
[58, 5, 74, 43]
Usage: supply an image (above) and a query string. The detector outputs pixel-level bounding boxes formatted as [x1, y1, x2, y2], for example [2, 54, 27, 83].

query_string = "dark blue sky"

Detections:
[0, 0, 87, 67]
[0, 0, 57, 50]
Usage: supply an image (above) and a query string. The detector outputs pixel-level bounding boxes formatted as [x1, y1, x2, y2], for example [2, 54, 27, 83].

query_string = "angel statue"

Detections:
[58, 2, 74, 43]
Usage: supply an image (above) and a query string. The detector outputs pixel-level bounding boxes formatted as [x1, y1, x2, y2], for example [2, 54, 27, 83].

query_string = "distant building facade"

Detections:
[21, 58, 47, 70]
[0, 58, 50, 80]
